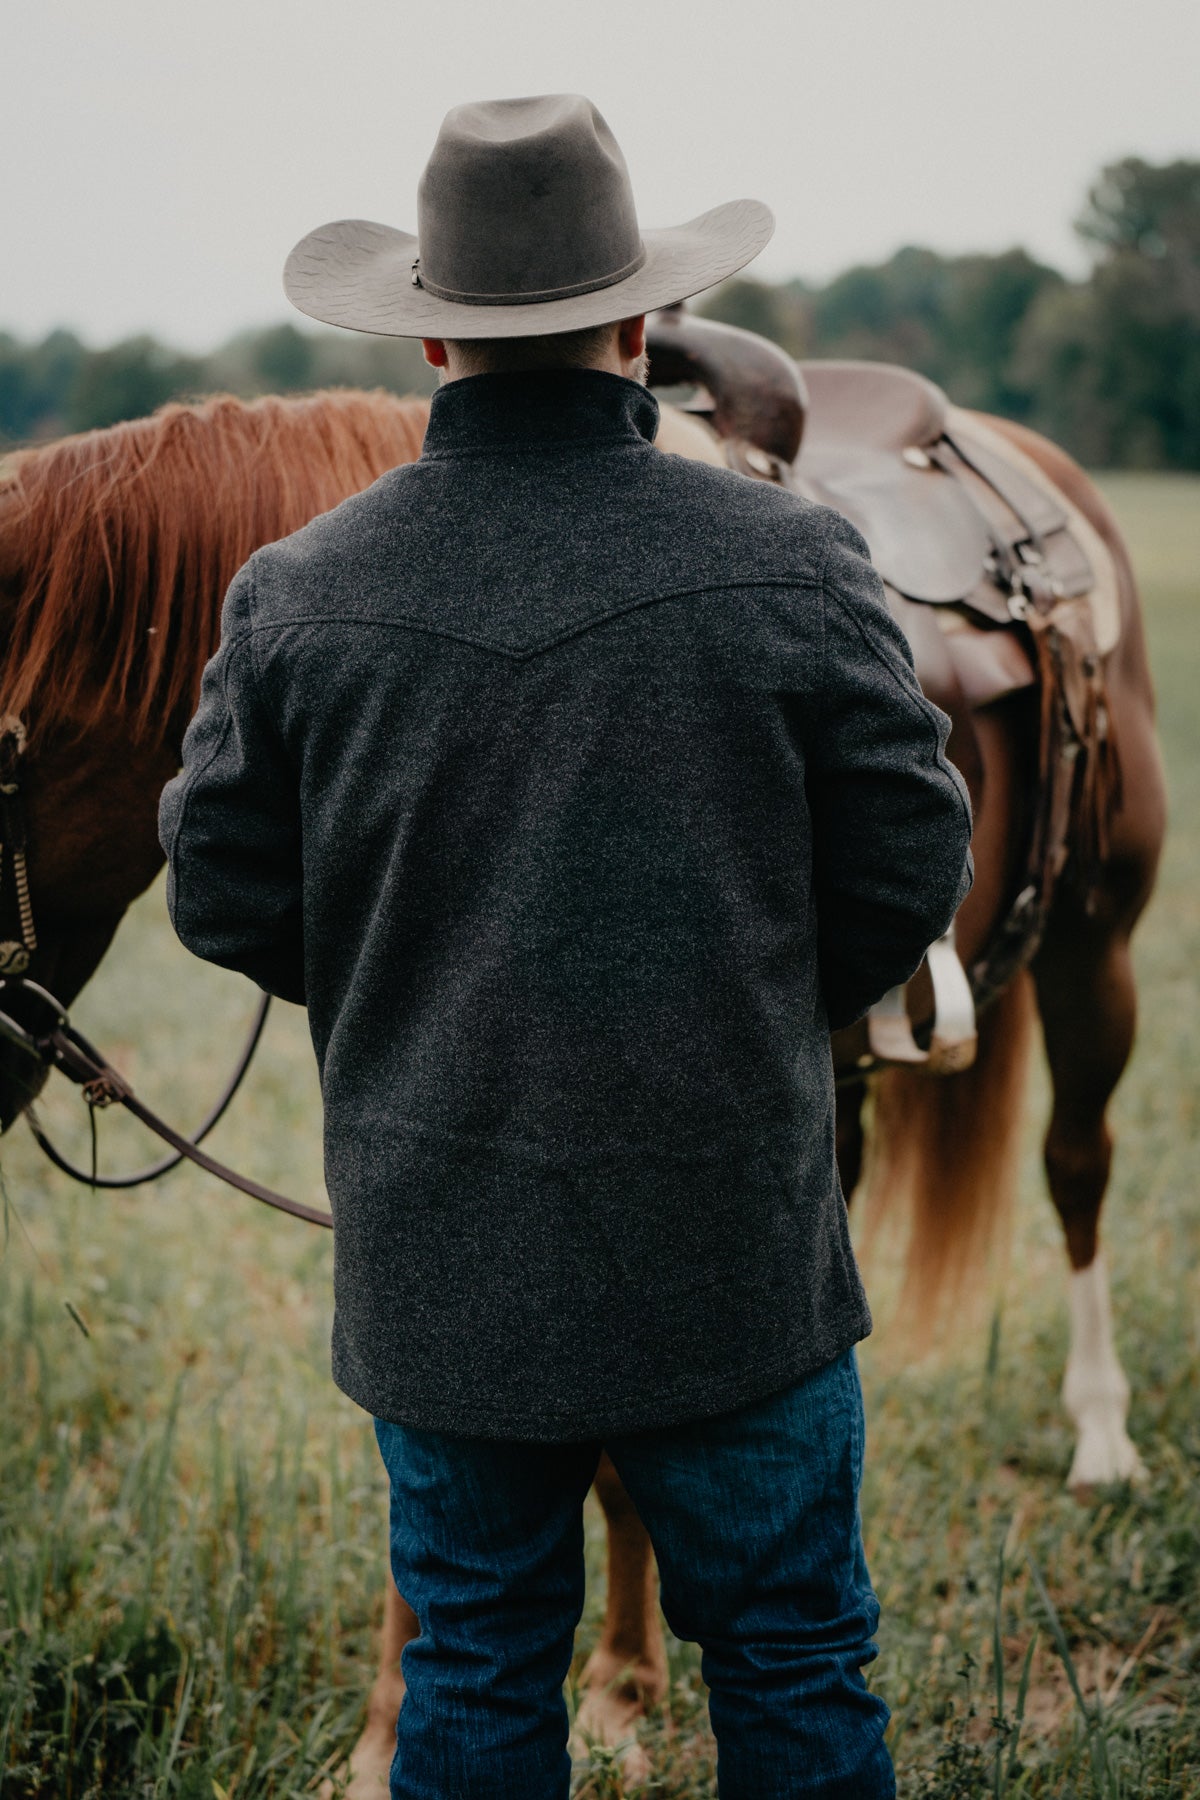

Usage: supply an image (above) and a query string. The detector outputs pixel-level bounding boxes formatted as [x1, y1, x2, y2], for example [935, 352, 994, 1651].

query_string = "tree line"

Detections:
[2, 157, 1197, 468]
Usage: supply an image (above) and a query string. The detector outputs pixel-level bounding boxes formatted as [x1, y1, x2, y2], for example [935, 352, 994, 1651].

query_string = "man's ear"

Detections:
[618, 316, 646, 363]
[422, 338, 450, 370]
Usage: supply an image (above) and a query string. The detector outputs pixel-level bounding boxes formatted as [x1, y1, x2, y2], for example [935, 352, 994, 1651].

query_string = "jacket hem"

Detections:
[335, 1305, 874, 1443]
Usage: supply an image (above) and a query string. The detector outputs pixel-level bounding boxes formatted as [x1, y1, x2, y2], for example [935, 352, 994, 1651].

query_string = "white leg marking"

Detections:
[1061, 1253, 1146, 1489]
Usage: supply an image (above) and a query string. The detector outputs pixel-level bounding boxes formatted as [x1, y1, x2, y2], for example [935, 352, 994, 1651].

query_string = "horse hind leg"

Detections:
[1033, 909, 1149, 1491]
[574, 1452, 668, 1781]
[321, 1576, 417, 1799]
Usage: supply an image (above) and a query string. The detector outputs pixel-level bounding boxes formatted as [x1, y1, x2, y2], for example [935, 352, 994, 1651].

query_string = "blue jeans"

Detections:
[373, 1348, 893, 1799]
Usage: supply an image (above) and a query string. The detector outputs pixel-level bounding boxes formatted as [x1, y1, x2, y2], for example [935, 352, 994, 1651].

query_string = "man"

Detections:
[160, 94, 972, 1800]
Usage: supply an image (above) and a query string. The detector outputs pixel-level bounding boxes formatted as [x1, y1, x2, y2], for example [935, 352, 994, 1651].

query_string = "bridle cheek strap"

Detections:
[0, 715, 37, 975]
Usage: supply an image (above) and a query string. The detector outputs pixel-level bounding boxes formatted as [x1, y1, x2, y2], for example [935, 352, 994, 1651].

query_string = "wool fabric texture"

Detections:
[159, 369, 973, 1441]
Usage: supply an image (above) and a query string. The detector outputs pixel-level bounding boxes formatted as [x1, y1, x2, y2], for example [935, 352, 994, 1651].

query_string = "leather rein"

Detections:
[0, 715, 332, 1230]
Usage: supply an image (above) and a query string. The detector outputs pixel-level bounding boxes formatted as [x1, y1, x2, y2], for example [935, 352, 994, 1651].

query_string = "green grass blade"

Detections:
[993, 1536, 1008, 1800]
[1005, 1627, 1039, 1784]
[1026, 1550, 1113, 1793]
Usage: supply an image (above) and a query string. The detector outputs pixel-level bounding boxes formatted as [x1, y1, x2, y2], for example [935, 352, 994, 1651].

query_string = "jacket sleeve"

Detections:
[158, 562, 306, 1005]
[803, 513, 974, 1031]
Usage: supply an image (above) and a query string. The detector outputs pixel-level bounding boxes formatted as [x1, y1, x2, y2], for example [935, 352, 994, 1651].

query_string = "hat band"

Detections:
[413, 241, 647, 307]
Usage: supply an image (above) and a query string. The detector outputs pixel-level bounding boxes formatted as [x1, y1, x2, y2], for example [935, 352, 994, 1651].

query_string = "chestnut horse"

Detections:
[0, 366, 1164, 1789]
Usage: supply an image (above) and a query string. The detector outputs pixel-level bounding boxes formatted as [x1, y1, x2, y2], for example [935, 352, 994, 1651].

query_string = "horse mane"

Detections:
[0, 387, 431, 748]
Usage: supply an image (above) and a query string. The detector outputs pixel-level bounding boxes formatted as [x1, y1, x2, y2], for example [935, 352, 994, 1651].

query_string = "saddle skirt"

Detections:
[792, 360, 1120, 663]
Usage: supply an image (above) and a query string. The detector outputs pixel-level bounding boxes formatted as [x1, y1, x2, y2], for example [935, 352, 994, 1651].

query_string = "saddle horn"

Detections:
[646, 306, 807, 467]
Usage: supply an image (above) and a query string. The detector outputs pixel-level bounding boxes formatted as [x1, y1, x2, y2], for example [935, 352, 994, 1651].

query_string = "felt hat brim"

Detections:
[283, 198, 773, 339]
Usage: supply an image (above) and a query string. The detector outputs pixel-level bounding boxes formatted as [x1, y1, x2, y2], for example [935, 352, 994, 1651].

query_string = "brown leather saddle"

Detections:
[647, 308, 1123, 1074]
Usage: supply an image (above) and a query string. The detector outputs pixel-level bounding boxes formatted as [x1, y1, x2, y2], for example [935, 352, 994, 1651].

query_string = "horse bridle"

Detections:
[0, 713, 332, 1229]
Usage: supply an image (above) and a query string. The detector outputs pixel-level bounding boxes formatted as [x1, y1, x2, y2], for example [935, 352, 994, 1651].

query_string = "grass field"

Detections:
[1, 474, 1198, 1798]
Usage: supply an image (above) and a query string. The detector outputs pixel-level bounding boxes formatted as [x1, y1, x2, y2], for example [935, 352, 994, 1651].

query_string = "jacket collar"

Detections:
[420, 368, 660, 458]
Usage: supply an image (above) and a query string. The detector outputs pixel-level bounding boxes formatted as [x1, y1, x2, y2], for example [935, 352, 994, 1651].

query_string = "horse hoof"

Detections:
[317, 1727, 394, 1798]
[1067, 1415, 1148, 1493]
[571, 1725, 652, 1790]
[572, 1652, 663, 1787]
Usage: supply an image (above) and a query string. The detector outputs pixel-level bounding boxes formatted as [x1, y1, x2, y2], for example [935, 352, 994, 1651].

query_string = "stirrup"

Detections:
[866, 924, 977, 1073]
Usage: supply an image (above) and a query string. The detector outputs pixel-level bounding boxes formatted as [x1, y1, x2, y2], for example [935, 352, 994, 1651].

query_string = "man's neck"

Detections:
[440, 350, 647, 385]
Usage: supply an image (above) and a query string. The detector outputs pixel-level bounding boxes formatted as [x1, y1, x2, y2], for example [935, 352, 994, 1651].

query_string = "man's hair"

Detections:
[443, 323, 619, 376]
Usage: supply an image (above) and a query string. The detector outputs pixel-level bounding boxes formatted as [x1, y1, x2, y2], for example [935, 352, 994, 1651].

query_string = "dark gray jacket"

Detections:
[159, 369, 972, 1440]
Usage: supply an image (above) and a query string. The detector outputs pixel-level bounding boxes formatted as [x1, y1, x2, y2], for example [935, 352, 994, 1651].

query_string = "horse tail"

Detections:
[860, 970, 1036, 1336]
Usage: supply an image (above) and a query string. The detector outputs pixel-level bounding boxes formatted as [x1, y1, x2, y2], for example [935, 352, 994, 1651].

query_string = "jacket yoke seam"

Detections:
[245, 573, 825, 665]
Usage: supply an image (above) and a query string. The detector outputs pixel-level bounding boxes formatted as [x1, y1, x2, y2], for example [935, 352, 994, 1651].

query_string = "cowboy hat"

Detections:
[283, 93, 773, 339]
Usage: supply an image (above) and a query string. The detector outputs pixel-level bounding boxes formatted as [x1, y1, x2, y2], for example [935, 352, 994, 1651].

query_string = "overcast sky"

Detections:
[5, 0, 1198, 351]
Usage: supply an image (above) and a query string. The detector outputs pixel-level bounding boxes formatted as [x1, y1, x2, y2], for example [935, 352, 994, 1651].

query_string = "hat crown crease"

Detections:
[417, 95, 643, 306]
